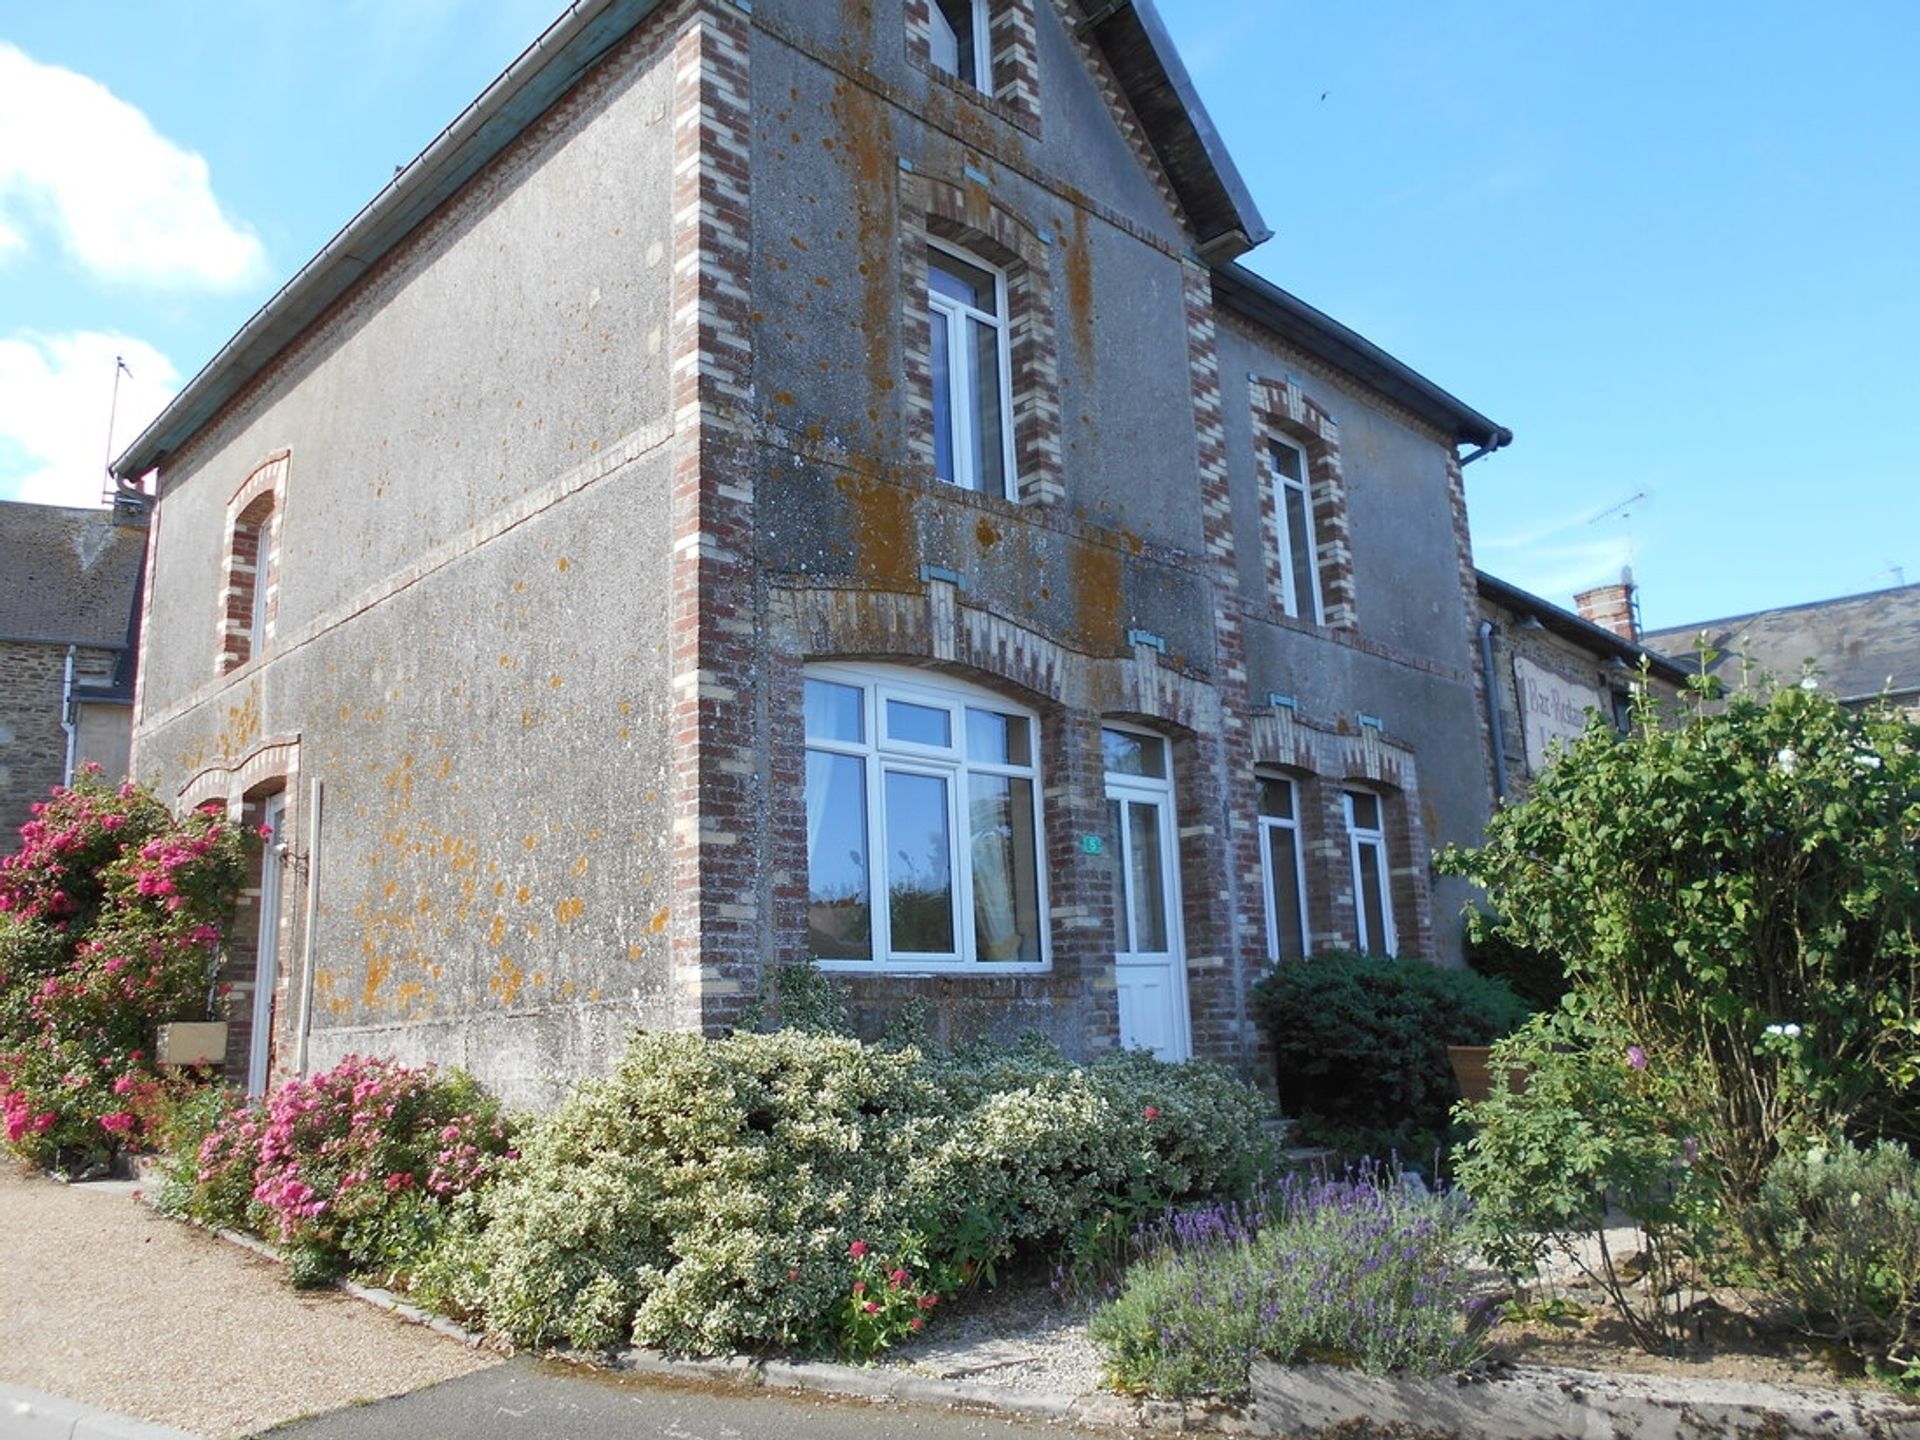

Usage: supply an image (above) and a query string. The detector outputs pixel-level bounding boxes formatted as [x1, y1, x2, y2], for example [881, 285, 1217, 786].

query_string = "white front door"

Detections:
[1104, 728, 1190, 1062]
[247, 793, 286, 1096]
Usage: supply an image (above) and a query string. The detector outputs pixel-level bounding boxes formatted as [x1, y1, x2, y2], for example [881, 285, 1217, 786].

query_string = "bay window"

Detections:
[805, 665, 1046, 969]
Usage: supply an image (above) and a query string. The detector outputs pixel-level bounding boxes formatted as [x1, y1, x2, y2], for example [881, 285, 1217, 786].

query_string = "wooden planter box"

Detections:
[1447, 1044, 1527, 1104]
[156, 1022, 228, 1068]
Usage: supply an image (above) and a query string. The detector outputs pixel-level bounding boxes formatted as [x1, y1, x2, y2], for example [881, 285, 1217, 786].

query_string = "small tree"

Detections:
[1442, 672, 1920, 1205]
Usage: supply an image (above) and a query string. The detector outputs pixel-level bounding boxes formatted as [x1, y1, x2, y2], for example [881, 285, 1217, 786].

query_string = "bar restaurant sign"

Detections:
[1512, 654, 1606, 775]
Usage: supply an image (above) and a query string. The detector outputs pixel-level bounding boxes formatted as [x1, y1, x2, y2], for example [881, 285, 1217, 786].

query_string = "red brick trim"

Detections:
[216, 450, 289, 674]
[666, 0, 760, 1035]
[903, 0, 1042, 134]
[1249, 376, 1356, 631]
[899, 167, 1065, 505]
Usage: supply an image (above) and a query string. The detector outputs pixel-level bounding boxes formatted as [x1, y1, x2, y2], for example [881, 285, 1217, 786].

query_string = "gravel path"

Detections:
[0, 1162, 497, 1439]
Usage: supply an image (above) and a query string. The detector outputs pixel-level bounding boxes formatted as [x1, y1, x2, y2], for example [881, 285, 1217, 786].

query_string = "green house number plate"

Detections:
[1080, 834, 1104, 856]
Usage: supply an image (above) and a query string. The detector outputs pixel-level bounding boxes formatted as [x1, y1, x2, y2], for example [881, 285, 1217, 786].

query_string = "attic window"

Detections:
[930, 0, 991, 92]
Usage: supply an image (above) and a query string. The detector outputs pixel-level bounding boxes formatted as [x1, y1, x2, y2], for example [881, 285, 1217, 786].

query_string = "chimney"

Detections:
[1575, 567, 1639, 642]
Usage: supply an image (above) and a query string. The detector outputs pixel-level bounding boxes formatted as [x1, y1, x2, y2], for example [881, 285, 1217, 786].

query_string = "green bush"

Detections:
[1091, 1166, 1483, 1400]
[1463, 918, 1567, 1015]
[1442, 677, 1920, 1202]
[1746, 1138, 1920, 1375]
[1250, 950, 1530, 1162]
[468, 1028, 1272, 1356]
[1452, 1012, 1721, 1352]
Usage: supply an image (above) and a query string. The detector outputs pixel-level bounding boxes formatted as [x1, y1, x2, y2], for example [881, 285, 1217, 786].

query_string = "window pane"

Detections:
[930, 307, 955, 482]
[1102, 728, 1166, 778]
[1346, 790, 1381, 831]
[1264, 822, 1305, 963]
[1356, 839, 1389, 955]
[969, 774, 1041, 962]
[1284, 484, 1317, 619]
[966, 315, 1006, 494]
[1257, 776, 1294, 820]
[1107, 797, 1129, 951]
[966, 708, 1031, 766]
[1270, 440, 1304, 484]
[886, 698, 951, 748]
[929, 0, 961, 76]
[804, 679, 864, 743]
[933, 0, 977, 85]
[930, 252, 996, 311]
[885, 770, 954, 953]
[806, 751, 871, 959]
[1126, 800, 1168, 952]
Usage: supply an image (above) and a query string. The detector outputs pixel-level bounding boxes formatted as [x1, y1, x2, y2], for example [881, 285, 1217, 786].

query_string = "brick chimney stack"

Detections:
[1575, 567, 1639, 642]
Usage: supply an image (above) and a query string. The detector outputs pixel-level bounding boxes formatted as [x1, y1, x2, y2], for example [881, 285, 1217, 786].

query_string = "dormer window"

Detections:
[930, 0, 991, 91]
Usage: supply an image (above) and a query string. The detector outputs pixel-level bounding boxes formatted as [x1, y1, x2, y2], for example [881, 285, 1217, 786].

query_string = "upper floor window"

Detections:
[929, 244, 1016, 498]
[1258, 774, 1309, 963]
[1268, 437, 1323, 622]
[1343, 788, 1397, 956]
[930, 0, 991, 91]
[220, 494, 274, 674]
[804, 664, 1046, 970]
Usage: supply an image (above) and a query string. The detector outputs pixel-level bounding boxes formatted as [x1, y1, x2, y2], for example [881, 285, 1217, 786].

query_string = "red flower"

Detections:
[918, 1293, 937, 1310]
[909, 1316, 924, 1331]
[848, 1239, 868, 1259]
[862, 1301, 879, 1315]
[888, 1268, 910, 1288]
[786, 1268, 800, 1281]
[851, 1281, 865, 1295]
[1143, 1106, 1160, 1120]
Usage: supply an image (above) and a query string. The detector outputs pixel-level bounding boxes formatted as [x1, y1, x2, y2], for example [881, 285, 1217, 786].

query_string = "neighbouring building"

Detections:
[0, 498, 147, 838]
[1644, 582, 1920, 719]
[112, 0, 1511, 1106]
[1475, 569, 1688, 804]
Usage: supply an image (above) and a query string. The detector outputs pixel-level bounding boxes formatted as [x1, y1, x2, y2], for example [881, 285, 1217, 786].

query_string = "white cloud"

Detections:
[1477, 534, 1634, 607]
[0, 332, 179, 507]
[0, 44, 265, 289]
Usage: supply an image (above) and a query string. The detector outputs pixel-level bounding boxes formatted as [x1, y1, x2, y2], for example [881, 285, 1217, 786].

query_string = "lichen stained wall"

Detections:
[132, 14, 687, 1108]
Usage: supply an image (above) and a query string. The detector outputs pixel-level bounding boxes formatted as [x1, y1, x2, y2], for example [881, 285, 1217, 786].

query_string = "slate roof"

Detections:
[1478, 570, 1689, 685]
[0, 502, 148, 649]
[1643, 583, 1920, 704]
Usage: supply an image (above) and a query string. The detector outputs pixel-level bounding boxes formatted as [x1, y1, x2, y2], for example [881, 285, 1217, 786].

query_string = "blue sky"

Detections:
[2, 2, 1914, 631]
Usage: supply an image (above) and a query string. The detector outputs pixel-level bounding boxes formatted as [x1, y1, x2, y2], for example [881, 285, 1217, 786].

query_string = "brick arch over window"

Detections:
[899, 171, 1064, 505]
[903, 0, 1041, 132]
[1249, 377, 1356, 631]
[217, 450, 288, 674]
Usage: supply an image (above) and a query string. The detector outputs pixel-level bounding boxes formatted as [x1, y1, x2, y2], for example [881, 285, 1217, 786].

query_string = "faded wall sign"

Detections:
[1512, 654, 1605, 774]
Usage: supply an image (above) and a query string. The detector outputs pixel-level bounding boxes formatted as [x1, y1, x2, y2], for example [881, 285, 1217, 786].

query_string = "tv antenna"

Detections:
[100, 355, 133, 505]
[1586, 490, 1648, 564]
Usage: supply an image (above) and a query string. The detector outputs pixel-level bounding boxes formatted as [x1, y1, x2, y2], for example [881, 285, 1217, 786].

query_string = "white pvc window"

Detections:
[804, 665, 1046, 970]
[1343, 788, 1397, 956]
[929, 244, 1017, 499]
[1258, 774, 1309, 963]
[1268, 437, 1323, 622]
[930, 0, 992, 92]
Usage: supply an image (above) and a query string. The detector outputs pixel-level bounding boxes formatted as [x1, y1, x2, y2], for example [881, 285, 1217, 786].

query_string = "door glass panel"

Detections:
[1102, 728, 1166, 778]
[930, 308, 955, 482]
[886, 699, 951, 748]
[885, 770, 954, 953]
[965, 708, 1030, 766]
[806, 751, 871, 959]
[1356, 840, 1388, 955]
[1126, 800, 1168, 952]
[1264, 821, 1305, 963]
[968, 774, 1040, 962]
[804, 679, 864, 743]
[1107, 797, 1129, 951]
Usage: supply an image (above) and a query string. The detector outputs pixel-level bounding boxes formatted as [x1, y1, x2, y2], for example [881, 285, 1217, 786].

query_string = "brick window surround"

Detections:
[1249, 376, 1356, 631]
[900, 169, 1065, 505]
[217, 450, 288, 674]
[903, 0, 1041, 134]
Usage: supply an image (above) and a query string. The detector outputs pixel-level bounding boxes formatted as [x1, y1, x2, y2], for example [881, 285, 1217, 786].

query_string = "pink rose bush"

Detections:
[175, 1054, 510, 1288]
[0, 772, 253, 1168]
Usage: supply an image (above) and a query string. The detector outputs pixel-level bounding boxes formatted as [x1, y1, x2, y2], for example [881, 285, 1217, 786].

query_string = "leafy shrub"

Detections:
[1452, 1012, 1721, 1352]
[1463, 918, 1567, 1015]
[1442, 677, 1920, 1201]
[1746, 1138, 1920, 1374]
[468, 1028, 1272, 1356]
[1250, 950, 1530, 1162]
[1090, 1164, 1483, 1400]
[169, 1054, 510, 1288]
[0, 773, 253, 1167]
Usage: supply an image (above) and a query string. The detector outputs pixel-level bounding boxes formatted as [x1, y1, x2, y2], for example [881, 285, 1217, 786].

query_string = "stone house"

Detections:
[0, 499, 147, 838]
[113, 0, 1510, 1106]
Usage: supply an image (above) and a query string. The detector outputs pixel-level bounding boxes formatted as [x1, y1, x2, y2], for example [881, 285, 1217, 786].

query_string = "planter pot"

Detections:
[156, 1022, 228, 1067]
[1447, 1045, 1526, 1103]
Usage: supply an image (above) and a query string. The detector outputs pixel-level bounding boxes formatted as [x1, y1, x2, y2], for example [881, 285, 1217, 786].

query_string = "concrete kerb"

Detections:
[0, 1384, 208, 1440]
[140, 1191, 1920, 1440]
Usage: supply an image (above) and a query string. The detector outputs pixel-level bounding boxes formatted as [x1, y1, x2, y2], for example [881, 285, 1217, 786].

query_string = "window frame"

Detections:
[927, 240, 1019, 500]
[1342, 787, 1398, 956]
[1257, 773, 1311, 964]
[804, 663, 1050, 973]
[929, 0, 993, 93]
[1267, 435, 1324, 623]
